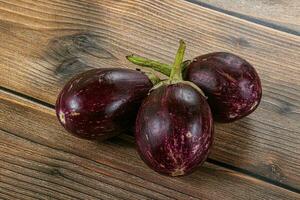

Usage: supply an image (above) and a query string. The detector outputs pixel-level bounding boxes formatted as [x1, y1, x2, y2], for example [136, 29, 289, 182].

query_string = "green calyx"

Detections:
[128, 40, 186, 88]
[129, 40, 186, 87]
[127, 40, 187, 84]
[127, 40, 206, 98]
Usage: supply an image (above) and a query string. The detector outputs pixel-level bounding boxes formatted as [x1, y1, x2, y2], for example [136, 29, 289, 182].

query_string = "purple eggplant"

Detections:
[135, 40, 214, 176]
[127, 53, 262, 123]
[185, 53, 262, 122]
[56, 68, 160, 140]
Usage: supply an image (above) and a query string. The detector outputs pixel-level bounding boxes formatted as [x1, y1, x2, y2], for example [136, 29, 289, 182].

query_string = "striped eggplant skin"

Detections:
[135, 82, 214, 176]
[56, 68, 153, 140]
[185, 52, 262, 122]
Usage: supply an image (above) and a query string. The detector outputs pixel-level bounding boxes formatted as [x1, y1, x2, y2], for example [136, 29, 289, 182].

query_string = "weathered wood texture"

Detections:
[0, 0, 299, 190]
[0, 90, 299, 200]
[192, 0, 300, 34]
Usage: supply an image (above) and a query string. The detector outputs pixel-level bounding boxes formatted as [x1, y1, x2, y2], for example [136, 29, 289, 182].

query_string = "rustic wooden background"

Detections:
[0, 0, 299, 199]
[193, 0, 300, 34]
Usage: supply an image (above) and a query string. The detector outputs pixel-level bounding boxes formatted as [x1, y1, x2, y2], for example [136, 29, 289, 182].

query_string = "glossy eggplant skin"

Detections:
[185, 52, 262, 122]
[56, 68, 153, 140]
[135, 83, 214, 176]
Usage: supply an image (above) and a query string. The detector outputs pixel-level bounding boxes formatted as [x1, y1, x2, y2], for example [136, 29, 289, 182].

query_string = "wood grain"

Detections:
[0, 89, 299, 200]
[191, 0, 300, 34]
[0, 0, 299, 190]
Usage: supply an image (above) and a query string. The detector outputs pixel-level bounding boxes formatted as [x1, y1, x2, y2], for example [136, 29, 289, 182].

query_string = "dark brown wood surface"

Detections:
[0, 0, 299, 199]
[0, 90, 299, 200]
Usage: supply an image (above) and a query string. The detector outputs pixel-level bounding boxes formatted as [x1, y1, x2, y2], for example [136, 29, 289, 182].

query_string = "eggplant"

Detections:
[127, 52, 262, 123]
[135, 41, 214, 176]
[185, 53, 262, 122]
[56, 68, 160, 140]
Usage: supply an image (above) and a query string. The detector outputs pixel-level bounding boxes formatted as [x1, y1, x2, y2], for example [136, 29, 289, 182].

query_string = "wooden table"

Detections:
[0, 0, 299, 199]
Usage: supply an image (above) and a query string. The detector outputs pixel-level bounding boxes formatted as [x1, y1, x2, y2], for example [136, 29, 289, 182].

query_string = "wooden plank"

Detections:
[191, 0, 300, 34]
[0, 181, 48, 200]
[0, 90, 299, 200]
[0, 188, 23, 200]
[0, 0, 299, 189]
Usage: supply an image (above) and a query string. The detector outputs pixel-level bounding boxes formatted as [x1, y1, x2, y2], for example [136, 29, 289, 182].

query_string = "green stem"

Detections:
[169, 40, 186, 82]
[143, 71, 161, 85]
[126, 55, 171, 75]
[126, 55, 191, 76]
